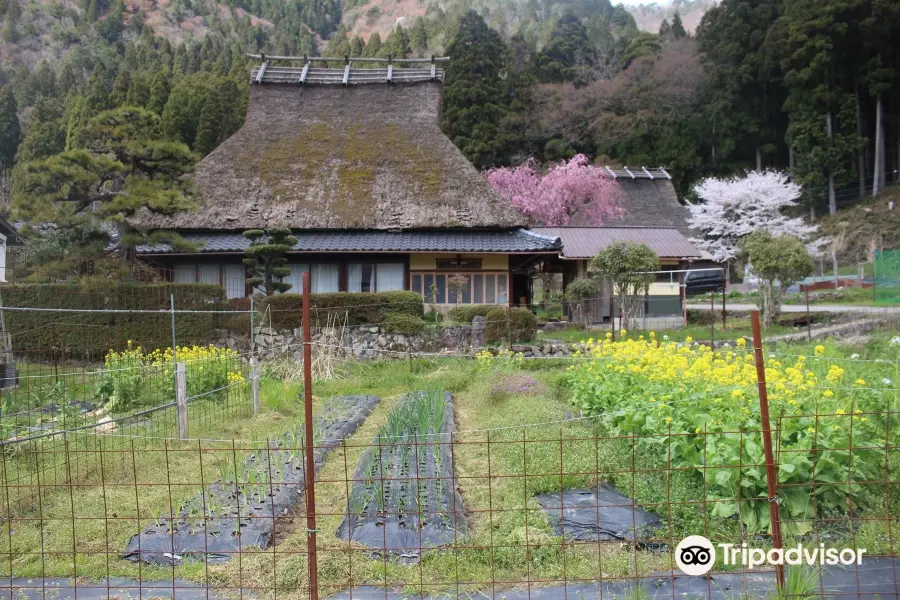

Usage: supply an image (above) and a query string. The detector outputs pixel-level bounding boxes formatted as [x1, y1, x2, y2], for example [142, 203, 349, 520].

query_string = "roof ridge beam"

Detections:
[246, 54, 450, 64]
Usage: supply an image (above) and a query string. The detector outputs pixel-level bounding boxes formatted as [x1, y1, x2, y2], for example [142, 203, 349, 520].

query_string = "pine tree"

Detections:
[161, 82, 200, 146]
[383, 26, 410, 58]
[242, 228, 297, 295]
[442, 10, 509, 168]
[0, 87, 22, 168]
[697, 0, 783, 170]
[111, 70, 132, 106]
[410, 17, 428, 56]
[13, 107, 196, 261]
[362, 32, 382, 58]
[194, 91, 225, 155]
[15, 98, 65, 162]
[349, 36, 364, 56]
[535, 13, 595, 84]
[671, 11, 687, 39]
[58, 64, 79, 95]
[126, 74, 151, 107]
[2, 0, 20, 43]
[97, 0, 125, 42]
[780, 0, 867, 214]
[148, 73, 170, 115]
[658, 18, 671, 39]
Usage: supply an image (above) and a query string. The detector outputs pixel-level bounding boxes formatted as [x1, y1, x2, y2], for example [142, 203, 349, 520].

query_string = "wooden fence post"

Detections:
[250, 356, 260, 416]
[176, 361, 188, 440]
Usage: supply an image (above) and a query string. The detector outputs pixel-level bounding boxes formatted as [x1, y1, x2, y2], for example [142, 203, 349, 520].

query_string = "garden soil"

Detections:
[123, 395, 381, 565]
[336, 391, 466, 559]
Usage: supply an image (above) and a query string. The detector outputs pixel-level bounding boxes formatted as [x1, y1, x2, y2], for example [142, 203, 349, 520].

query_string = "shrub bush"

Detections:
[447, 305, 496, 323]
[485, 307, 538, 343]
[0, 282, 227, 359]
[259, 291, 424, 330]
[382, 312, 427, 335]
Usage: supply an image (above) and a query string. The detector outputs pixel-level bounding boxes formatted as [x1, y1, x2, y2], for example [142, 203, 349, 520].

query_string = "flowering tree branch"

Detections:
[485, 154, 622, 226]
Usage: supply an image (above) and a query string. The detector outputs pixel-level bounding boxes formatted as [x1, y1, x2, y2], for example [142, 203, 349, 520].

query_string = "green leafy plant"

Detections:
[569, 335, 896, 534]
[742, 231, 815, 326]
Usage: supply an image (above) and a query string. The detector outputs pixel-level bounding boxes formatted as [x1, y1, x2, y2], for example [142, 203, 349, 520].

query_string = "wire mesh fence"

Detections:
[0, 303, 898, 599]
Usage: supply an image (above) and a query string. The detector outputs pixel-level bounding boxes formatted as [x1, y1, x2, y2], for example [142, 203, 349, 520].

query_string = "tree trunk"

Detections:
[826, 111, 837, 215]
[856, 84, 866, 199]
[789, 145, 796, 170]
[874, 93, 884, 196]
[755, 147, 762, 172]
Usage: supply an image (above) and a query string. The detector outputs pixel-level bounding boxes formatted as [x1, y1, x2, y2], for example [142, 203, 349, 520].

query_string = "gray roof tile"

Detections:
[532, 227, 700, 259]
[137, 229, 562, 254]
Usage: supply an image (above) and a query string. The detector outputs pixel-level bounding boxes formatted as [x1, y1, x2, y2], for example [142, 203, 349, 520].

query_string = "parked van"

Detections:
[684, 270, 725, 295]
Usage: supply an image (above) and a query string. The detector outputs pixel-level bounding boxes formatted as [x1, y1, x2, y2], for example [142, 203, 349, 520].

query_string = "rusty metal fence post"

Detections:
[302, 270, 319, 600]
[750, 310, 785, 590]
[175, 361, 187, 440]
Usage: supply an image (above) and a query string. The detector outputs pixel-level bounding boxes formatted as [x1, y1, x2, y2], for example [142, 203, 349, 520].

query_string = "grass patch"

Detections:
[2, 346, 898, 597]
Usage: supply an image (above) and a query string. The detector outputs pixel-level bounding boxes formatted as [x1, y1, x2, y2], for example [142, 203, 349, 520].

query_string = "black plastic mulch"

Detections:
[327, 556, 900, 600]
[123, 394, 381, 565]
[337, 391, 466, 559]
[534, 484, 663, 544]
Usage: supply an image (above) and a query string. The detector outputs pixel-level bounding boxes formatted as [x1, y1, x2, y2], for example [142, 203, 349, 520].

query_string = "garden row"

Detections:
[125, 394, 382, 564]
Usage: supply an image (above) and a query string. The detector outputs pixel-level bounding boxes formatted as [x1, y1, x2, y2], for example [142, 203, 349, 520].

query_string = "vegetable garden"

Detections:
[0, 329, 899, 599]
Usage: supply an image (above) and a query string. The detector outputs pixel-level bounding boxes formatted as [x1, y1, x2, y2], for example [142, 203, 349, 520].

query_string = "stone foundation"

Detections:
[215, 324, 578, 361]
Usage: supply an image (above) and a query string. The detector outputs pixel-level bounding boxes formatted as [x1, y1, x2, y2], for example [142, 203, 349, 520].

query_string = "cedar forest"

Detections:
[0, 0, 899, 271]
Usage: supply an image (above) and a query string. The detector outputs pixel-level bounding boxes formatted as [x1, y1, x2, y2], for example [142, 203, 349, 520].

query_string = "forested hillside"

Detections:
[1, 0, 899, 241]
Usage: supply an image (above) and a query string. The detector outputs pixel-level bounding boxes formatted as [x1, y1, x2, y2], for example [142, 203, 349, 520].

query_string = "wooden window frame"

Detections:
[409, 271, 508, 304]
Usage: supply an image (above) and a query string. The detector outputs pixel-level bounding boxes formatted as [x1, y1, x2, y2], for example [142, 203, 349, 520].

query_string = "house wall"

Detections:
[409, 253, 509, 271]
[573, 259, 689, 322]
[150, 252, 518, 306]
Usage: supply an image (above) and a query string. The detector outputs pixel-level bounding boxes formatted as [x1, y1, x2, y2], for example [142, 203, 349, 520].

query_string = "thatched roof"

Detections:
[570, 177, 689, 235]
[133, 81, 526, 231]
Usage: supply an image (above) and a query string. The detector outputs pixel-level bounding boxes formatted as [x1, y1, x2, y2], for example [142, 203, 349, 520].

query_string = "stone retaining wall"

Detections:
[216, 325, 578, 360]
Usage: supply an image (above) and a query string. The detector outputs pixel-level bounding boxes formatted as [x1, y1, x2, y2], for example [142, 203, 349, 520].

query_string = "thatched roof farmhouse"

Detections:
[136, 57, 562, 305]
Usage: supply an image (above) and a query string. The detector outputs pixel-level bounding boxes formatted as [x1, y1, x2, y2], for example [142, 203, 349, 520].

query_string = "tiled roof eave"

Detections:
[136, 229, 562, 255]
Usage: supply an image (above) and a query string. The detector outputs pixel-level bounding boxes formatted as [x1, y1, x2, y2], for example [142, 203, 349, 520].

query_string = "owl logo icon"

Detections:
[675, 536, 716, 576]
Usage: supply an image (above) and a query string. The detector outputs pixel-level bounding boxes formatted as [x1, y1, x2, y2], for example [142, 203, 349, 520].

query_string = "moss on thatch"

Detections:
[133, 82, 523, 231]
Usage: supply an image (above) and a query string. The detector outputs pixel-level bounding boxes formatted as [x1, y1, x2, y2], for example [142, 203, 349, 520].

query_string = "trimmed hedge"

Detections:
[447, 305, 496, 323]
[485, 308, 538, 344]
[1, 282, 227, 360]
[259, 291, 424, 330]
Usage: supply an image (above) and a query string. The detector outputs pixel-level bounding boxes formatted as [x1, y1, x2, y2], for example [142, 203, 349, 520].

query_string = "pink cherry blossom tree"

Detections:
[485, 154, 622, 226]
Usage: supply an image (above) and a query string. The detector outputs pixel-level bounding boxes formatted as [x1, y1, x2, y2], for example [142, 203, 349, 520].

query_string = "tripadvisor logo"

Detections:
[675, 536, 867, 576]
